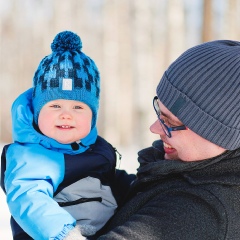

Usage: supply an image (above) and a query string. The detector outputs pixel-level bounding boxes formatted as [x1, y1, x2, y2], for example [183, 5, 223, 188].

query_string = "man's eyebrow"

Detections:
[160, 110, 170, 118]
[160, 110, 183, 125]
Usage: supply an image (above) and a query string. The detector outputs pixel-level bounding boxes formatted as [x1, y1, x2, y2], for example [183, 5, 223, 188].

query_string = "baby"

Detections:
[2, 31, 119, 240]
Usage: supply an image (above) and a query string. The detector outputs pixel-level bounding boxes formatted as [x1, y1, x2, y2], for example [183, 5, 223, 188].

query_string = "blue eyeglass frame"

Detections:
[153, 96, 187, 137]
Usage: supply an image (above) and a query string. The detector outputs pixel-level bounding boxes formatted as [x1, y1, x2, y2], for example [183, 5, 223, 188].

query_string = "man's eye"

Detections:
[161, 116, 168, 125]
[167, 120, 179, 127]
[162, 117, 175, 127]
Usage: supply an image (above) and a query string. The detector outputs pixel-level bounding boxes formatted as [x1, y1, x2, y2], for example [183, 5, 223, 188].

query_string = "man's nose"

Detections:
[150, 119, 163, 135]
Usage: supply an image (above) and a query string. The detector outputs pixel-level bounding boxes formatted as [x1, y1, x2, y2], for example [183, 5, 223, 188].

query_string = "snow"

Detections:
[0, 190, 11, 239]
[0, 143, 12, 239]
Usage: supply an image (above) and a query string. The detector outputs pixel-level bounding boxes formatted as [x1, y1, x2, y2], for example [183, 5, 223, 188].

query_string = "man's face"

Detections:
[150, 99, 225, 161]
[38, 99, 92, 144]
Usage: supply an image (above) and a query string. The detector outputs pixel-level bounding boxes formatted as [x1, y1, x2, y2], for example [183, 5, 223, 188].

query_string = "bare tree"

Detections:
[166, 0, 186, 63]
[1, 0, 240, 148]
[202, 0, 213, 42]
[226, 0, 240, 39]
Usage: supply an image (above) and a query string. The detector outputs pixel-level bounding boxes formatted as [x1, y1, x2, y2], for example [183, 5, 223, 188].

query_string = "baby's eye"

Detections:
[73, 105, 83, 109]
[51, 104, 60, 108]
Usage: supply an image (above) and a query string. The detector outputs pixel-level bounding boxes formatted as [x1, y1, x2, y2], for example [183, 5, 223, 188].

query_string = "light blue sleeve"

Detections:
[4, 144, 76, 240]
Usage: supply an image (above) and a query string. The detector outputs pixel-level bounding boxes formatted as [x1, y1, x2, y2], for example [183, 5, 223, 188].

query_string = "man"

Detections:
[96, 40, 240, 239]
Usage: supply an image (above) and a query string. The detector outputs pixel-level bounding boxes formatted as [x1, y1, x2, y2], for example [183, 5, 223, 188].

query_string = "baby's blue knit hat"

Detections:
[32, 31, 100, 129]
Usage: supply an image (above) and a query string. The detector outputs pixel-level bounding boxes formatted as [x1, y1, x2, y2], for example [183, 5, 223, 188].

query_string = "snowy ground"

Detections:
[0, 190, 11, 239]
[0, 143, 139, 239]
[0, 143, 12, 239]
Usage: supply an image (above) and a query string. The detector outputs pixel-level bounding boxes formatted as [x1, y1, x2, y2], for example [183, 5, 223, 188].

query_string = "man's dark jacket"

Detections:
[97, 140, 240, 240]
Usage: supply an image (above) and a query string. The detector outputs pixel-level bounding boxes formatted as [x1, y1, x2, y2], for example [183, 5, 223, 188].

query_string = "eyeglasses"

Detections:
[153, 96, 187, 137]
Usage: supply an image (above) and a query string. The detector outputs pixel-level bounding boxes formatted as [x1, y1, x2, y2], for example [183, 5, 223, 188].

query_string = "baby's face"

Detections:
[38, 99, 92, 144]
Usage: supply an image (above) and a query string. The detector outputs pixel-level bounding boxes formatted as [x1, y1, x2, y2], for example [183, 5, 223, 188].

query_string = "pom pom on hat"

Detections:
[32, 31, 100, 129]
[51, 31, 82, 52]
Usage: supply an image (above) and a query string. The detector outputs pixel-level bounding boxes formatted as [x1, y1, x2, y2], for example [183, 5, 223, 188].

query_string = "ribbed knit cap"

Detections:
[32, 31, 100, 129]
[157, 40, 240, 150]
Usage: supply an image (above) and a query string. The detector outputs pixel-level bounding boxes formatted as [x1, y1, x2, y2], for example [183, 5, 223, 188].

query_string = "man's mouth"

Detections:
[163, 142, 173, 149]
[163, 141, 176, 155]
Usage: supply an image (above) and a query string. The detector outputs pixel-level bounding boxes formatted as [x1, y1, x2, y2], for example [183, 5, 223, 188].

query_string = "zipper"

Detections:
[114, 147, 122, 169]
[57, 197, 102, 207]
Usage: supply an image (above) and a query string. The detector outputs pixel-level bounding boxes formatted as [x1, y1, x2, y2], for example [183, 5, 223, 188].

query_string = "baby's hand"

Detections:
[64, 225, 86, 240]
[64, 222, 97, 240]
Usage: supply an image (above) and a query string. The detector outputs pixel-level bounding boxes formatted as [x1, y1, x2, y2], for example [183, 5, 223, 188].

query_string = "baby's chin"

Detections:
[53, 135, 82, 145]
[55, 138, 78, 145]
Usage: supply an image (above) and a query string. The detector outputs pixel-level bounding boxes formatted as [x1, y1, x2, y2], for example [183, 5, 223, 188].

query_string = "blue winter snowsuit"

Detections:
[1, 89, 134, 239]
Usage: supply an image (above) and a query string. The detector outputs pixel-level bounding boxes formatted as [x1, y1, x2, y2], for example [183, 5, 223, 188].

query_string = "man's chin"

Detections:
[164, 153, 179, 160]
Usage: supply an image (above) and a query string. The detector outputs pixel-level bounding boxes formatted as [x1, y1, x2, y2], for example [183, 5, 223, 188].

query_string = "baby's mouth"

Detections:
[57, 125, 73, 129]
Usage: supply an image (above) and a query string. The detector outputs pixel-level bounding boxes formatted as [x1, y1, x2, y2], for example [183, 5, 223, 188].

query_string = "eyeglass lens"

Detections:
[153, 98, 160, 115]
[153, 98, 171, 137]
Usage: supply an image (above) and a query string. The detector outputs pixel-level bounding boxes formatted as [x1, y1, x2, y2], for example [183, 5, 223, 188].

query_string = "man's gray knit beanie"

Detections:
[157, 40, 240, 150]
